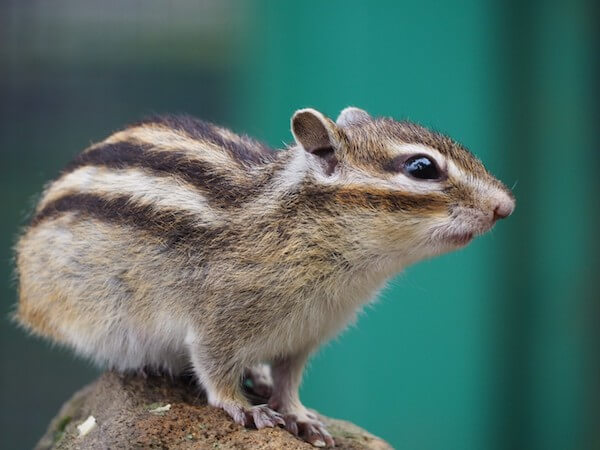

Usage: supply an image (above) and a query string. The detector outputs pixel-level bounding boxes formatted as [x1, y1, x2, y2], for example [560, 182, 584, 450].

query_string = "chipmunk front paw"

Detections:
[221, 402, 285, 429]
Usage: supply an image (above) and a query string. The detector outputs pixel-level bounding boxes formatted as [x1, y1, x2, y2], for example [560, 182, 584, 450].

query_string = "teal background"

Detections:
[1, 1, 598, 449]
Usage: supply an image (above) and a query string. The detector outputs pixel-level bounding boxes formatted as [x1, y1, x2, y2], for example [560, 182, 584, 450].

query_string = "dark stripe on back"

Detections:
[136, 115, 275, 165]
[31, 193, 225, 249]
[64, 141, 254, 207]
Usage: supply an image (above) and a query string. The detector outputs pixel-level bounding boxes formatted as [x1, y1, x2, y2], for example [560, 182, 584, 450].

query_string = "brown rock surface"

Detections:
[36, 372, 392, 449]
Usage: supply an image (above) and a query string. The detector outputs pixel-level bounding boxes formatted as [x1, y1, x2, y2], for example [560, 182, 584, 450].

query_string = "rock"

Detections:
[36, 372, 392, 449]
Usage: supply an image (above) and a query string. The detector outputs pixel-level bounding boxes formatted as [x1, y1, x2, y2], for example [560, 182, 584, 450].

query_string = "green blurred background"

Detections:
[1, 1, 598, 449]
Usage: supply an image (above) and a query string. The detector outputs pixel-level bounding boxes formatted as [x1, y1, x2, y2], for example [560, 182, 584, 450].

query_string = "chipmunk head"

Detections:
[291, 107, 515, 263]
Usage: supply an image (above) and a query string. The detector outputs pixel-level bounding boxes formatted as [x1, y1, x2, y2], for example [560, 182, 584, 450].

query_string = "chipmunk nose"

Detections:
[492, 196, 515, 221]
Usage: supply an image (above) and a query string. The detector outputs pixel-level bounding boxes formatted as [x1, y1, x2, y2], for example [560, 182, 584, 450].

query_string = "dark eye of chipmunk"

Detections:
[403, 155, 441, 180]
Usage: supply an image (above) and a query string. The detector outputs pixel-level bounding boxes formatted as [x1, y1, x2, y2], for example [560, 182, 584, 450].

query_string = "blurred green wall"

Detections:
[1, 1, 597, 449]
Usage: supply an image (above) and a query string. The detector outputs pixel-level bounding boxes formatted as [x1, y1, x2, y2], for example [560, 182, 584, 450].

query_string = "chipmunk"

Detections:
[14, 107, 514, 447]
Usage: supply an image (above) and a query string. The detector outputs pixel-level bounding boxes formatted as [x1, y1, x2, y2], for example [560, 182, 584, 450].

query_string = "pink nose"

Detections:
[493, 201, 514, 221]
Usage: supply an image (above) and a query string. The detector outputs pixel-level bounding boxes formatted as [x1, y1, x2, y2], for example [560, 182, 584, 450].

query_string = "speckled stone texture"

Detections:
[36, 372, 392, 449]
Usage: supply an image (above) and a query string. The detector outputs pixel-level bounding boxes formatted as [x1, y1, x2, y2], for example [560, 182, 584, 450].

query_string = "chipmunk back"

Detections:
[15, 107, 514, 447]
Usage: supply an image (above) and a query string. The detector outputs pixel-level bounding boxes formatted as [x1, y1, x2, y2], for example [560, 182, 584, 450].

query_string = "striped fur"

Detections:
[15, 109, 514, 446]
[60, 141, 258, 208]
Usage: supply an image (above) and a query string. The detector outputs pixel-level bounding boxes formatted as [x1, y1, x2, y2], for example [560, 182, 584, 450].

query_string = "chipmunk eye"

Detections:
[403, 155, 441, 180]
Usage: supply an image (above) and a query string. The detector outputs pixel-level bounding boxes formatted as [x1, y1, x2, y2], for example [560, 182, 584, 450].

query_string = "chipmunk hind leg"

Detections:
[243, 363, 274, 401]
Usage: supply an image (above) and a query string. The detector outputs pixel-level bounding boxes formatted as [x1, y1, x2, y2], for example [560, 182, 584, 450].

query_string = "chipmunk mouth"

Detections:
[446, 232, 474, 246]
[429, 228, 475, 249]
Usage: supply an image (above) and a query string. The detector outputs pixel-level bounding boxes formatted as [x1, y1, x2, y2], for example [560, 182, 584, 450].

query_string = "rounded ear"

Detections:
[291, 108, 339, 175]
[336, 107, 371, 127]
[291, 108, 338, 152]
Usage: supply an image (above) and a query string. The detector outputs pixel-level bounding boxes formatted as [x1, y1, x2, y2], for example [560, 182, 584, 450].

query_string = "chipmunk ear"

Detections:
[291, 108, 339, 175]
[336, 107, 371, 127]
[291, 108, 339, 153]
